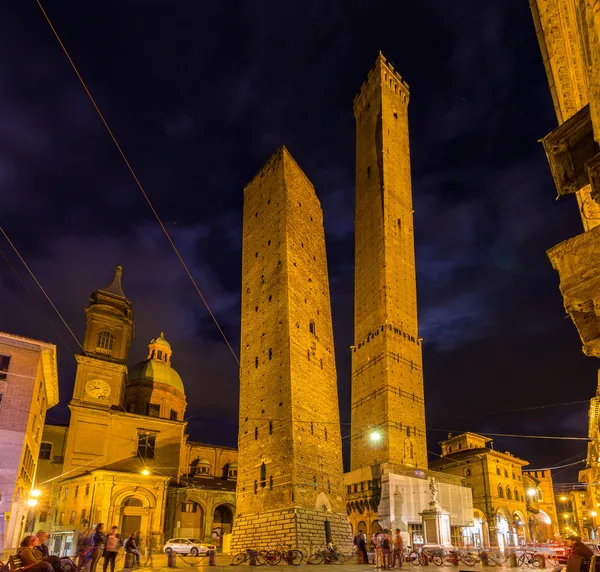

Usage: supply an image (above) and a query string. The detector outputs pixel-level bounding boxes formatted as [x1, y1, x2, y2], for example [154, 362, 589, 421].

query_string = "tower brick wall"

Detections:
[351, 54, 427, 471]
[231, 146, 351, 551]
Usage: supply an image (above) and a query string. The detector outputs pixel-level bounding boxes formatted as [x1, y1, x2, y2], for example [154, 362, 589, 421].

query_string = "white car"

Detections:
[163, 538, 216, 556]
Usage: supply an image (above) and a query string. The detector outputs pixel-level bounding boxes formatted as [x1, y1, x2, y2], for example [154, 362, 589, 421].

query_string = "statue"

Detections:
[429, 477, 439, 506]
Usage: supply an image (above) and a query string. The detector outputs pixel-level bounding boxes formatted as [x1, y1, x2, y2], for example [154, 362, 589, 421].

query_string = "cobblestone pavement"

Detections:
[131, 554, 527, 572]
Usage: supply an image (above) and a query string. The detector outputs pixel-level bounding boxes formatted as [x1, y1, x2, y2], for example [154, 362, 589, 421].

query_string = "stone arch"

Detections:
[370, 520, 382, 534]
[211, 503, 235, 546]
[357, 521, 367, 533]
[112, 488, 156, 509]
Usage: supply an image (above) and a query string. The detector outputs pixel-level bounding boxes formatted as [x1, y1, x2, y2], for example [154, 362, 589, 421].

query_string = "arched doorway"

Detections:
[212, 504, 234, 548]
[120, 496, 144, 539]
[371, 520, 382, 534]
[496, 509, 510, 550]
[357, 521, 367, 533]
[513, 512, 526, 545]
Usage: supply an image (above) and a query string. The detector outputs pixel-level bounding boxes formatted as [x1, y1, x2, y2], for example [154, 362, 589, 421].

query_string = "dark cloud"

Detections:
[0, 1, 596, 480]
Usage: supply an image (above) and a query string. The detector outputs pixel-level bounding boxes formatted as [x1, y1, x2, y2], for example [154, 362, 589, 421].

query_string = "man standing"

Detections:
[102, 526, 122, 572]
[392, 529, 404, 568]
[357, 532, 368, 565]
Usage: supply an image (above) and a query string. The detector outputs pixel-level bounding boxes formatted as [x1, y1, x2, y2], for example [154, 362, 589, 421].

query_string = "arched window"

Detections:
[96, 330, 115, 354]
[269, 475, 273, 490]
[309, 321, 316, 336]
[465, 468, 472, 477]
[123, 496, 143, 507]
[269, 421, 273, 435]
[324, 428, 328, 441]
[506, 487, 512, 500]
[39, 511, 47, 523]
[515, 489, 520, 501]
[260, 463, 266, 488]
[255, 427, 258, 440]
[498, 485, 504, 498]
[537, 489, 543, 501]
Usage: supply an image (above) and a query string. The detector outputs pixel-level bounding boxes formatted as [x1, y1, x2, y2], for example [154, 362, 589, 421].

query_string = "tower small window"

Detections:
[324, 428, 328, 441]
[260, 463, 266, 488]
[39, 442, 52, 460]
[328, 480, 331, 494]
[367, 166, 371, 177]
[148, 403, 160, 417]
[137, 431, 156, 459]
[255, 427, 258, 440]
[309, 321, 316, 336]
[269, 421, 273, 435]
[170, 409, 178, 421]
[157, 350, 163, 360]
[269, 475, 273, 490]
[254, 480, 258, 494]
[311, 422, 314, 435]
[96, 330, 115, 354]
[269, 348, 272, 360]
[255, 356, 259, 368]
[314, 476, 317, 488]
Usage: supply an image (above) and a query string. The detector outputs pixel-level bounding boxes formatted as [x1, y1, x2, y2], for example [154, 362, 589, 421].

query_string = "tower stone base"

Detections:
[230, 508, 353, 552]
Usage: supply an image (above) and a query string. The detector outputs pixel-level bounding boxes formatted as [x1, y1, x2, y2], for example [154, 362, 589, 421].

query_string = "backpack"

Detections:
[381, 536, 390, 550]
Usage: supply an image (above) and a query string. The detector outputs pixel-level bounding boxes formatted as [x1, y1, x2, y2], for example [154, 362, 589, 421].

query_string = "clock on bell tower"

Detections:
[71, 265, 134, 409]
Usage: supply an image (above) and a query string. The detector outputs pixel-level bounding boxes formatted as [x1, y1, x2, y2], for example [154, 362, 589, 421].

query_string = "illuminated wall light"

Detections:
[141, 468, 150, 476]
[370, 430, 382, 443]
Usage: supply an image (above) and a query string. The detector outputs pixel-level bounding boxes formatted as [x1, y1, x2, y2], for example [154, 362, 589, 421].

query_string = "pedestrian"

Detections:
[102, 527, 121, 572]
[373, 531, 382, 570]
[392, 529, 404, 569]
[88, 523, 106, 572]
[124, 533, 141, 568]
[357, 532, 368, 565]
[17, 536, 54, 572]
[144, 537, 153, 567]
[380, 529, 392, 569]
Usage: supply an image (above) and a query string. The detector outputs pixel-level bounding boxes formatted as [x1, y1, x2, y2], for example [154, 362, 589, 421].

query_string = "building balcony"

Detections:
[548, 224, 600, 357]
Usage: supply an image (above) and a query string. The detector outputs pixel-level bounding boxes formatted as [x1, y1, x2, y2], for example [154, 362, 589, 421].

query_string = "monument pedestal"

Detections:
[420, 503, 453, 549]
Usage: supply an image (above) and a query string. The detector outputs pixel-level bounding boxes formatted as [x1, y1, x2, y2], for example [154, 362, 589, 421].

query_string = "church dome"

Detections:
[128, 332, 184, 394]
[129, 359, 184, 394]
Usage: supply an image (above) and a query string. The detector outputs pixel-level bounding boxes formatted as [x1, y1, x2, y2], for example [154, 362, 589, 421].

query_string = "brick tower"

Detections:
[231, 147, 352, 551]
[350, 53, 427, 471]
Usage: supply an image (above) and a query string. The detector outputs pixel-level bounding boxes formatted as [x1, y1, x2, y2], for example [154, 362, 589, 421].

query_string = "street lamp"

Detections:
[141, 468, 150, 476]
[560, 496, 567, 502]
[26, 499, 37, 507]
[30, 489, 41, 498]
[369, 430, 382, 443]
[527, 488, 537, 497]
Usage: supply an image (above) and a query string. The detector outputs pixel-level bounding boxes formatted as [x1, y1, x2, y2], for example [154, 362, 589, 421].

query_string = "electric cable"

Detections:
[36, 0, 239, 366]
[428, 427, 591, 441]
[0, 225, 85, 354]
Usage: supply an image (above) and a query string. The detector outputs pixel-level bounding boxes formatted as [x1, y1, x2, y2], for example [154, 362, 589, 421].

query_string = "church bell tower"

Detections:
[71, 265, 134, 409]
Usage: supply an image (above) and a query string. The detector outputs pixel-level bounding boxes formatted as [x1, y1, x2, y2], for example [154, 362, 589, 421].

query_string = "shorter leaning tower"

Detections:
[230, 146, 352, 551]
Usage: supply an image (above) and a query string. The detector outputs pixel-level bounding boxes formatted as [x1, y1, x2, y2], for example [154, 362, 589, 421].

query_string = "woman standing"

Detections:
[89, 523, 106, 572]
[103, 526, 121, 572]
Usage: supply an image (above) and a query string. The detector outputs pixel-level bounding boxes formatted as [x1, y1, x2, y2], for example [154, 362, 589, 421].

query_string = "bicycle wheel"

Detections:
[430, 554, 443, 566]
[532, 555, 544, 568]
[332, 554, 346, 565]
[518, 554, 527, 567]
[256, 552, 269, 566]
[461, 554, 476, 566]
[308, 553, 323, 565]
[494, 553, 509, 565]
[265, 551, 281, 566]
[231, 553, 247, 566]
[441, 555, 455, 567]
[288, 550, 303, 565]
[407, 551, 421, 566]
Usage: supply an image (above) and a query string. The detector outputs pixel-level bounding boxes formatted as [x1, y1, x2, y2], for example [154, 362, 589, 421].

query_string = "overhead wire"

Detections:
[428, 427, 591, 441]
[0, 226, 86, 354]
[36, 0, 239, 366]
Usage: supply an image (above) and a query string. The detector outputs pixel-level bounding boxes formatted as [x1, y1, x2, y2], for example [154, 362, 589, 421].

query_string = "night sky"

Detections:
[1, 1, 597, 485]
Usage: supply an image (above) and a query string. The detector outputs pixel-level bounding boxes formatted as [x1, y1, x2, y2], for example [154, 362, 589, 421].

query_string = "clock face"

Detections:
[85, 379, 111, 399]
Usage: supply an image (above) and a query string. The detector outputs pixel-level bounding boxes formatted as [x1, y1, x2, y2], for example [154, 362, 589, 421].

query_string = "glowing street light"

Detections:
[30, 489, 41, 498]
[560, 496, 567, 501]
[27, 499, 38, 507]
[592, 511, 598, 517]
[527, 488, 537, 497]
[141, 468, 150, 476]
[369, 430, 382, 443]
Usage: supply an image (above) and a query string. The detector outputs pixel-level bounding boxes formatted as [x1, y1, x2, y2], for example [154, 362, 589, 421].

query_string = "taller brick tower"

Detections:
[350, 53, 427, 470]
[231, 147, 351, 551]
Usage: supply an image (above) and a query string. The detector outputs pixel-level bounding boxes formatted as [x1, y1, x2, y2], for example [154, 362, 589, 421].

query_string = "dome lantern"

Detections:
[147, 332, 172, 364]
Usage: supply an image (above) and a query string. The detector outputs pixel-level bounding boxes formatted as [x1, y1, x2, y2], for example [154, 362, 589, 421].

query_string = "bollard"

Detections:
[249, 550, 257, 566]
[124, 553, 135, 569]
[167, 550, 177, 568]
[509, 552, 518, 568]
[208, 549, 216, 566]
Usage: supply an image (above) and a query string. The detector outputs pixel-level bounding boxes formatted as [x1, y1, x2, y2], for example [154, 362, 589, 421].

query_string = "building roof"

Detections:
[149, 331, 171, 350]
[101, 265, 126, 298]
[430, 446, 529, 468]
[129, 358, 184, 394]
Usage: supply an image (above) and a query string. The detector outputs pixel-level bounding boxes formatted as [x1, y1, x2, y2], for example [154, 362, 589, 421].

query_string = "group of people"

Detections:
[18, 525, 142, 572]
[354, 528, 404, 569]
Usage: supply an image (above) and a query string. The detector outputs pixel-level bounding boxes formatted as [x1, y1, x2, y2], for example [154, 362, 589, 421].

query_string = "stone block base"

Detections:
[230, 508, 353, 553]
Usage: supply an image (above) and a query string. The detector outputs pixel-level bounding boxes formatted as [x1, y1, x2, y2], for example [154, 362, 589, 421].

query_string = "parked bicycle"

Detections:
[265, 545, 303, 566]
[231, 548, 267, 566]
[518, 550, 545, 567]
[307, 547, 345, 565]
[442, 549, 476, 567]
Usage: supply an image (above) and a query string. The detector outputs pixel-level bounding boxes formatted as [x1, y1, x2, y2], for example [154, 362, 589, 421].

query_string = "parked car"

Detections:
[163, 538, 216, 556]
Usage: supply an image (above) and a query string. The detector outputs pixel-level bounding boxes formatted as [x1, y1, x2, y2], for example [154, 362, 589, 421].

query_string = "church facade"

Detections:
[33, 267, 237, 556]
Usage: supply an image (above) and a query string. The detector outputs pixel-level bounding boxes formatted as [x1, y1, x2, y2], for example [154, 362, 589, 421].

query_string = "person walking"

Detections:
[88, 523, 106, 572]
[102, 526, 121, 572]
[17, 536, 54, 572]
[124, 533, 141, 567]
[392, 529, 404, 569]
[380, 529, 392, 570]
